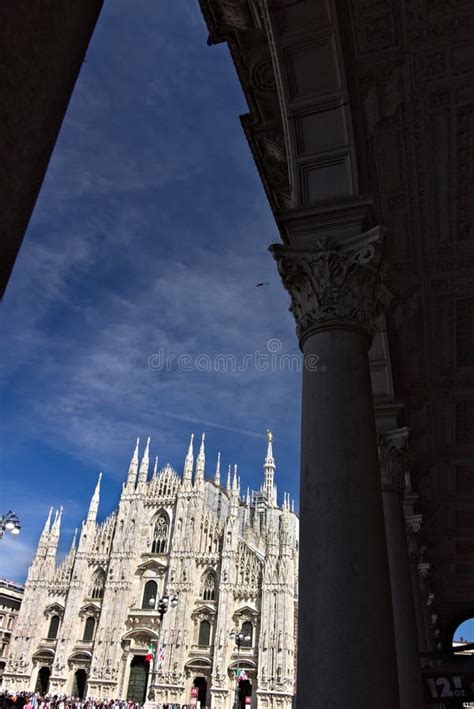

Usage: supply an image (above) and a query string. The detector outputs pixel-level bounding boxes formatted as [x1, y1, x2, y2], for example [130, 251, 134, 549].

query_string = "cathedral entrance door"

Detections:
[127, 655, 149, 704]
[238, 679, 252, 709]
[193, 676, 208, 708]
[35, 666, 51, 694]
[72, 669, 87, 699]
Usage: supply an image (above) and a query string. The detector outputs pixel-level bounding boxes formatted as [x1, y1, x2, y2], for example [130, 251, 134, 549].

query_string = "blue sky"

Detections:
[0, 0, 302, 582]
[455, 619, 474, 643]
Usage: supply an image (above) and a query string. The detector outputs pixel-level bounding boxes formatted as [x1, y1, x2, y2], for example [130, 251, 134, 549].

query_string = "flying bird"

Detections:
[256, 282, 270, 287]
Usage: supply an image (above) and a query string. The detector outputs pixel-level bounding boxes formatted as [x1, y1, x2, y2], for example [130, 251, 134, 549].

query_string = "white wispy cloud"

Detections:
[1, 0, 302, 581]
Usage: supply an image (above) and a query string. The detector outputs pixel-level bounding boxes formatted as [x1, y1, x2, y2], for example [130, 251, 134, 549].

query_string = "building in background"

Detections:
[3, 432, 298, 709]
[0, 579, 24, 685]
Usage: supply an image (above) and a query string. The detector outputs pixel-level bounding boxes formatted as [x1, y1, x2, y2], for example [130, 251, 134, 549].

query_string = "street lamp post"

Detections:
[147, 592, 178, 703]
[0, 511, 21, 540]
[229, 628, 251, 709]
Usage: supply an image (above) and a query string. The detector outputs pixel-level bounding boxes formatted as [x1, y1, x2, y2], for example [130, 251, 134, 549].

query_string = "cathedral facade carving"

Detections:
[3, 433, 298, 709]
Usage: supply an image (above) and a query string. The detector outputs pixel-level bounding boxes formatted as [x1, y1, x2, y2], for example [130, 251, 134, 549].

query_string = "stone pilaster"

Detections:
[271, 227, 400, 706]
[378, 428, 424, 708]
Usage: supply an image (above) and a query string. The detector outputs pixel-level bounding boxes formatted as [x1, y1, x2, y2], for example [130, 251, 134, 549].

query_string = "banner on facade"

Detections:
[234, 669, 248, 681]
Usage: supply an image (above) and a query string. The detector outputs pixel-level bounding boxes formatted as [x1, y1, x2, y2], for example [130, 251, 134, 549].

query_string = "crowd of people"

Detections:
[0, 693, 147, 709]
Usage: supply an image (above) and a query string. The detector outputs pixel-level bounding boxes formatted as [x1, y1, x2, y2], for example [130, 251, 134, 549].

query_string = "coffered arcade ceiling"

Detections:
[199, 0, 474, 643]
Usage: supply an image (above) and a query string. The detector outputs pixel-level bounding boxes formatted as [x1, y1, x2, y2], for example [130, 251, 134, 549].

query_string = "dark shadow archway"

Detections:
[35, 666, 51, 695]
[193, 676, 208, 708]
[238, 678, 252, 709]
[72, 668, 87, 699]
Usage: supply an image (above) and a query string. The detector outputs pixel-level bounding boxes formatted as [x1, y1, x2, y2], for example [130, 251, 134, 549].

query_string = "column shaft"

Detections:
[298, 327, 399, 706]
[382, 492, 424, 707]
[271, 229, 400, 708]
[410, 560, 428, 653]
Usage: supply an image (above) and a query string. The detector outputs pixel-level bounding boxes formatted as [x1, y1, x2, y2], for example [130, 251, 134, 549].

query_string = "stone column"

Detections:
[271, 228, 400, 707]
[378, 428, 425, 708]
[403, 479, 428, 658]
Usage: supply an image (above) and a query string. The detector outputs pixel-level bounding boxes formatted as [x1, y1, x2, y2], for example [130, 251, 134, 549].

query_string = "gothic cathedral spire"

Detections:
[126, 438, 140, 488]
[214, 451, 221, 486]
[183, 433, 194, 483]
[264, 429, 277, 507]
[46, 506, 63, 562]
[137, 436, 151, 487]
[195, 433, 205, 486]
[87, 472, 102, 523]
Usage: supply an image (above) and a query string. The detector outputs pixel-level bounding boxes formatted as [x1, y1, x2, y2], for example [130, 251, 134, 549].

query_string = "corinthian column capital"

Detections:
[269, 226, 392, 344]
[378, 427, 411, 493]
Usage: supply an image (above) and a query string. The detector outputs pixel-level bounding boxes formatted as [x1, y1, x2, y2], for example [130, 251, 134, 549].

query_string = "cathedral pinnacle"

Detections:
[87, 472, 102, 523]
[127, 438, 140, 486]
[226, 464, 231, 491]
[263, 429, 277, 507]
[265, 429, 275, 466]
[232, 464, 238, 492]
[138, 436, 151, 484]
[195, 433, 205, 485]
[183, 433, 194, 481]
[41, 506, 53, 538]
[35, 506, 53, 559]
[49, 506, 63, 549]
[214, 451, 221, 486]
[153, 456, 159, 477]
[71, 527, 78, 550]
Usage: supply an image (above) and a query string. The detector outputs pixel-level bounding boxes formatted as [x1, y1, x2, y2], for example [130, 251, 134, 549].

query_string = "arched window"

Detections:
[202, 572, 216, 601]
[151, 514, 169, 554]
[142, 580, 157, 610]
[89, 570, 105, 599]
[241, 621, 253, 648]
[47, 615, 60, 640]
[83, 616, 96, 642]
[198, 619, 211, 646]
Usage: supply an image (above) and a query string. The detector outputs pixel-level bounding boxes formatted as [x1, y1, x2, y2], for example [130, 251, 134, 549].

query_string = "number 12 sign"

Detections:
[424, 673, 474, 703]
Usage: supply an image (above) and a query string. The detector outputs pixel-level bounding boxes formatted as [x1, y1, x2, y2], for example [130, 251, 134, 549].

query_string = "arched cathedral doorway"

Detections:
[35, 666, 51, 694]
[72, 668, 87, 699]
[127, 655, 149, 704]
[238, 679, 252, 709]
[193, 676, 208, 708]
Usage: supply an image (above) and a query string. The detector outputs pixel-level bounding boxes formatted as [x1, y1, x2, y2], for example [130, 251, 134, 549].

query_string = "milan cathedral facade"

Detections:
[3, 432, 298, 709]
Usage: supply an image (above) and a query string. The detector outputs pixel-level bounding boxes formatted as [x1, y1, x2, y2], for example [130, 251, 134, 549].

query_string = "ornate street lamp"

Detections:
[0, 511, 21, 540]
[147, 592, 178, 702]
[230, 628, 251, 709]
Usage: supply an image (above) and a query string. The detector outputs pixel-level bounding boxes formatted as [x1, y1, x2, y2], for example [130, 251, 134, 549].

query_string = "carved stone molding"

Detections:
[377, 427, 411, 493]
[405, 513, 423, 536]
[405, 513, 423, 558]
[208, 0, 254, 33]
[270, 227, 391, 344]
